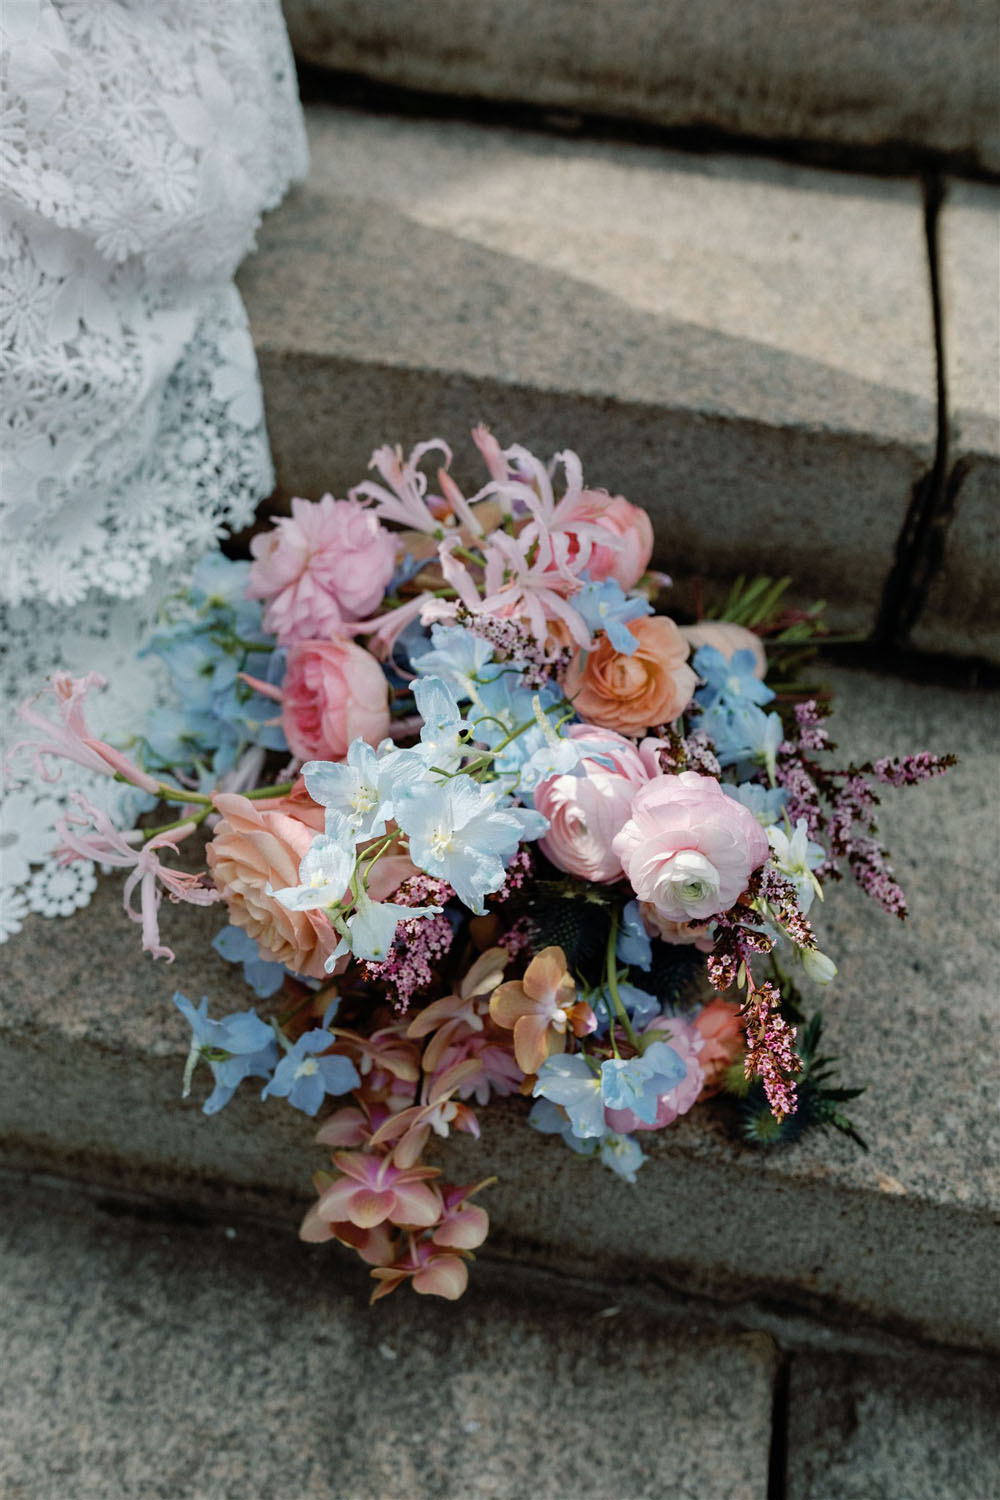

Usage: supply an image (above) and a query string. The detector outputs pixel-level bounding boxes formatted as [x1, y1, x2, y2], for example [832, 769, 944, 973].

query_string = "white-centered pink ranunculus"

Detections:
[535, 726, 651, 882]
[554, 490, 654, 589]
[247, 495, 397, 642]
[612, 771, 770, 921]
[282, 638, 390, 762]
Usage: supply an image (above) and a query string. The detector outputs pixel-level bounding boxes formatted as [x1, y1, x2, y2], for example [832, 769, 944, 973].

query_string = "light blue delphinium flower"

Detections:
[701, 702, 784, 780]
[693, 645, 775, 711]
[592, 979, 661, 1036]
[767, 817, 825, 913]
[599, 1041, 686, 1125]
[598, 1132, 647, 1183]
[212, 924, 286, 1000]
[412, 676, 468, 770]
[173, 992, 279, 1116]
[303, 739, 424, 845]
[328, 889, 443, 968]
[574, 577, 653, 655]
[532, 1053, 605, 1138]
[272, 835, 355, 912]
[409, 624, 498, 700]
[469, 674, 567, 780]
[723, 781, 788, 827]
[529, 1098, 646, 1182]
[394, 774, 548, 913]
[615, 899, 652, 972]
[262, 1029, 361, 1117]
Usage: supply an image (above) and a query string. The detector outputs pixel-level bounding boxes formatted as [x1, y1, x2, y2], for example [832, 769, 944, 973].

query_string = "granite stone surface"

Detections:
[0, 1176, 778, 1500]
[786, 1350, 1000, 1500]
[283, 0, 1000, 171]
[237, 106, 938, 635]
[2, 666, 997, 1347]
[912, 183, 1000, 661]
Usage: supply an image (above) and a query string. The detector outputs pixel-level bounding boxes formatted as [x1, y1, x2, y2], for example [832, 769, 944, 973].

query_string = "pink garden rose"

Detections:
[248, 496, 397, 642]
[680, 620, 767, 679]
[612, 770, 770, 922]
[282, 638, 390, 762]
[603, 1016, 706, 1133]
[554, 490, 654, 589]
[535, 726, 650, 882]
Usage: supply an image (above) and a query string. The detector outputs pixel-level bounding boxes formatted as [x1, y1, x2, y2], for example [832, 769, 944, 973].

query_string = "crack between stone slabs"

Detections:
[766, 1351, 792, 1500]
[874, 174, 954, 651]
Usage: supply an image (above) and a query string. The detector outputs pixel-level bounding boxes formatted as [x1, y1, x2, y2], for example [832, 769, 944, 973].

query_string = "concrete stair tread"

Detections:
[0, 1176, 779, 1500]
[237, 104, 939, 636]
[2, 665, 997, 1348]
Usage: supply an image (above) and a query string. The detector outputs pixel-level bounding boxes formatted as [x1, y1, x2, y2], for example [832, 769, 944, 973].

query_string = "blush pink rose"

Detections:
[612, 770, 770, 922]
[554, 490, 654, 589]
[207, 792, 340, 978]
[603, 1016, 706, 1133]
[282, 638, 390, 762]
[535, 725, 651, 882]
[248, 496, 397, 642]
[680, 620, 767, 679]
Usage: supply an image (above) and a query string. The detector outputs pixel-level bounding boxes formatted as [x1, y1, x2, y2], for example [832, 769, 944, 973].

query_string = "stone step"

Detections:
[0, 1175, 779, 1500]
[2, 666, 997, 1351]
[237, 104, 942, 642]
[283, 0, 1000, 173]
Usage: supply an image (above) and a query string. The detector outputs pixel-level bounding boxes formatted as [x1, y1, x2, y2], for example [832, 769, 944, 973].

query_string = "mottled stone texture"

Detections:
[786, 1350, 1000, 1500]
[237, 106, 937, 635]
[912, 183, 1000, 661]
[283, 0, 1000, 171]
[2, 667, 997, 1347]
[0, 1177, 778, 1500]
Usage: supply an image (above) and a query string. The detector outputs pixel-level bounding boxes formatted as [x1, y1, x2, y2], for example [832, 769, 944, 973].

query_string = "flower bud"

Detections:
[802, 948, 838, 984]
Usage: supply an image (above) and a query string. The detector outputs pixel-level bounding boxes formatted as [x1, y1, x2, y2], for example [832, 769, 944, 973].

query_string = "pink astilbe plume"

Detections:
[55, 794, 220, 961]
[742, 981, 801, 1121]
[7, 672, 160, 793]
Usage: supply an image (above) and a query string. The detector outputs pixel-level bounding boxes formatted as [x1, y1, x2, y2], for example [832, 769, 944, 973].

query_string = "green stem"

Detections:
[605, 913, 639, 1051]
[142, 806, 211, 842]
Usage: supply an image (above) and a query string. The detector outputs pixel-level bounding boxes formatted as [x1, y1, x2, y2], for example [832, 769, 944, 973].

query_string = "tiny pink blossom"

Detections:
[247, 495, 397, 642]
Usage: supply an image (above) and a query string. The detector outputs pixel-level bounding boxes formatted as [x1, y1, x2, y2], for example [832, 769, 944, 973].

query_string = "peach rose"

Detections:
[207, 792, 340, 978]
[564, 615, 696, 736]
[535, 726, 650, 882]
[555, 490, 654, 589]
[681, 621, 767, 679]
[282, 638, 390, 762]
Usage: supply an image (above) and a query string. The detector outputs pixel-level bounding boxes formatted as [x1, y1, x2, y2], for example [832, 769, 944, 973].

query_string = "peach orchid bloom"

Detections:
[489, 946, 596, 1074]
[406, 946, 508, 1075]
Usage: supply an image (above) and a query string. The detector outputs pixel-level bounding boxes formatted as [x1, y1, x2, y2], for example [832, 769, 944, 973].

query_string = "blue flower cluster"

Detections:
[692, 645, 783, 775]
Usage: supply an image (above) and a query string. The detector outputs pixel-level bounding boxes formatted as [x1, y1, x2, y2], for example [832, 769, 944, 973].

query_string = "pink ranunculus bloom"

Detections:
[681, 620, 768, 678]
[535, 725, 651, 882]
[247, 495, 397, 642]
[612, 770, 771, 922]
[603, 1016, 706, 1133]
[281, 637, 390, 762]
[553, 489, 654, 589]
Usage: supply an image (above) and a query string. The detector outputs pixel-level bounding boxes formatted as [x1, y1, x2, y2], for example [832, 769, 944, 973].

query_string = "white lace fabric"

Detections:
[0, 0, 309, 937]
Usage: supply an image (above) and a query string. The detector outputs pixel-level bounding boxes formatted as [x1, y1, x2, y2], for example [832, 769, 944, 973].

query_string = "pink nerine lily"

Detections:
[7, 672, 160, 793]
[55, 795, 220, 961]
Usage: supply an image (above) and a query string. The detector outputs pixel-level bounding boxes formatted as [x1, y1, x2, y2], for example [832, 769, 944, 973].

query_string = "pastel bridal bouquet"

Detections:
[9, 429, 954, 1303]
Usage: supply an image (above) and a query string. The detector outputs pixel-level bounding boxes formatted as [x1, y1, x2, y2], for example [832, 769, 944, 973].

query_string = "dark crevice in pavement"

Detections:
[766, 1352, 792, 1500]
[295, 62, 1000, 185]
[874, 174, 954, 651]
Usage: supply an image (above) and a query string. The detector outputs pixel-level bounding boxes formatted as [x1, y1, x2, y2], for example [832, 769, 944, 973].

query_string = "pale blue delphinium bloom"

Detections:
[409, 624, 498, 700]
[303, 739, 424, 844]
[212, 924, 286, 999]
[767, 817, 825, 913]
[573, 577, 652, 655]
[470, 674, 567, 780]
[262, 1030, 361, 1117]
[599, 1041, 686, 1124]
[271, 835, 355, 912]
[532, 1053, 605, 1138]
[327, 889, 443, 968]
[704, 702, 784, 780]
[693, 645, 775, 711]
[412, 675, 468, 771]
[172, 992, 279, 1116]
[528, 1097, 600, 1156]
[592, 979, 661, 1036]
[615, 900, 652, 972]
[598, 1132, 647, 1183]
[723, 781, 788, 827]
[394, 774, 548, 913]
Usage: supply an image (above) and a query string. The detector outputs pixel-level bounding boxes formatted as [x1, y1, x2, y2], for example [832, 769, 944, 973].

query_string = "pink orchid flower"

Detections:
[431, 1180, 493, 1252]
[367, 1059, 483, 1168]
[489, 945, 596, 1075]
[370, 1237, 471, 1303]
[7, 672, 159, 793]
[309, 1147, 443, 1233]
[55, 794, 220, 961]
